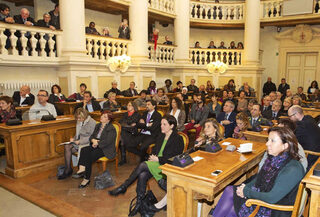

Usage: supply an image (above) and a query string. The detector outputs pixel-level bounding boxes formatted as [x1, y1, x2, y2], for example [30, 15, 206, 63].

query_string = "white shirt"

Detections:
[29, 102, 57, 120]
[20, 94, 29, 105]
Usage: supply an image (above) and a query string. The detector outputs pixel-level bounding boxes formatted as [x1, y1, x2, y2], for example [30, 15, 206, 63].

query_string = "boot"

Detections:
[108, 184, 127, 196]
[129, 193, 144, 216]
[118, 144, 127, 166]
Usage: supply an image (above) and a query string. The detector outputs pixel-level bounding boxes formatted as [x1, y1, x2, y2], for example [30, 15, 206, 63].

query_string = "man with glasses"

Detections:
[29, 90, 57, 120]
[288, 105, 320, 170]
[264, 99, 282, 120]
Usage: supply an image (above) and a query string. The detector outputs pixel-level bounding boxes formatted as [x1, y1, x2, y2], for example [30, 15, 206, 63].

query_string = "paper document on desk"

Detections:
[221, 142, 231, 146]
[58, 142, 73, 146]
[237, 143, 253, 153]
[192, 156, 204, 162]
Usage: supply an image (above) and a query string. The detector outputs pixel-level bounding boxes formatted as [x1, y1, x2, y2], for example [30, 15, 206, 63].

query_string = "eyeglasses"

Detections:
[37, 94, 47, 97]
[288, 113, 296, 117]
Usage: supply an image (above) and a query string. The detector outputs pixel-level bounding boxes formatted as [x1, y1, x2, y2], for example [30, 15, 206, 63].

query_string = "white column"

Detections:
[60, 0, 87, 57]
[243, 0, 260, 65]
[129, 0, 149, 62]
[174, 0, 190, 63]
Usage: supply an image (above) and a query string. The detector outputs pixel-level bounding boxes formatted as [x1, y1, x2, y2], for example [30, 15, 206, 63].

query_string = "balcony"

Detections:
[148, 0, 175, 17]
[86, 34, 130, 61]
[0, 22, 61, 65]
[148, 43, 176, 64]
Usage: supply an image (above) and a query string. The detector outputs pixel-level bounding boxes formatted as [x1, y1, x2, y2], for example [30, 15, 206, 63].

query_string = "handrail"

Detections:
[86, 34, 131, 60]
[260, 0, 283, 19]
[189, 48, 243, 66]
[148, 0, 175, 15]
[148, 42, 175, 63]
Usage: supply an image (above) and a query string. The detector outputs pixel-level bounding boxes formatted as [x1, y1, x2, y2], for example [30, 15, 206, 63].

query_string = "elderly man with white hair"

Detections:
[288, 105, 320, 170]
[104, 81, 122, 98]
[14, 8, 34, 26]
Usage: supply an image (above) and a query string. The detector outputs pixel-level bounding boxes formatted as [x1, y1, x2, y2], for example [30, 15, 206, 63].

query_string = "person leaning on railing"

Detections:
[208, 127, 305, 217]
[57, 108, 96, 180]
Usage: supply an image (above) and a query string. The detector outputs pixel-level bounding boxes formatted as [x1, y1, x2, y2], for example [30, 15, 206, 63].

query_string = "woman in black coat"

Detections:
[48, 84, 66, 115]
[118, 101, 141, 166]
[72, 110, 116, 188]
[109, 115, 184, 216]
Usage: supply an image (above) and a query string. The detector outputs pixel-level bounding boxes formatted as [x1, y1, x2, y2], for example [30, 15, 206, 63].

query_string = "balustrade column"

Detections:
[129, 0, 149, 62]
[60, 0, 87, 57]
[174, 0, 190, 63]
[243, 0, 260, 65]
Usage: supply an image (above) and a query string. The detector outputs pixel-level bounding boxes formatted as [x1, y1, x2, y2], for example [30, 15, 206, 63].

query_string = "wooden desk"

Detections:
[0, 116, 76, 178]
[115, 96, 139, 106]
[15, 105, 31, 113]
[55, 101, 81, 115]
[157, 104, 169, 114]
[160, 138, 266, 217]
[243, 129, 269, 143]
[302, 158, 320, 217]
[302, 108, 320, 118]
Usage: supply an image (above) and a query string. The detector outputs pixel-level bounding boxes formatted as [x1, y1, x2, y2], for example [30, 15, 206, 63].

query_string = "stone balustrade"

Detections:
[86, 34, 130, 60]
[148, 0, 175, 15]
[260, 0, 283, 19]
[0, 22, 61, 58]
[190, 1, 244, 22]
[148, 43, 176, 63]
[189, 48, 243, 66]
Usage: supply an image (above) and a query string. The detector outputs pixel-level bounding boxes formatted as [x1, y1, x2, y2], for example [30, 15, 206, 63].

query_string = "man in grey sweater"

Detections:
[29, 90, 57, 120]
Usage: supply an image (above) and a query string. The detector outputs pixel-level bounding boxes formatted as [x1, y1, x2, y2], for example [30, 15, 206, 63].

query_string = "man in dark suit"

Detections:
[278, 78, 290, 98]
[261, 95, 272, 118]
[104, 81, 121, 98]
[187, 79, 199, 94]
[126, 100, 161, 161]
[249, 104, 272, 131]
[75, 91, 101, 113]
[163, 35, 173, 45]
[217, 100, 237, 138]
[118, 19, 130, 39]
[0, 3, 14, 50]
[264, 99, 282, 120]
[12, 85, 35, 106]
[36, 13, 56, 55]
[222, 90, 238, 109]
[49, 4, 60, 30]
[122, 81, 138, 97]
[288, 105, 320, 170]
[262, 77, 276, 96]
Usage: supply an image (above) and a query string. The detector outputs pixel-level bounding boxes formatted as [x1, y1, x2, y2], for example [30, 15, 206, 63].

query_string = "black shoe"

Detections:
[78, 180, 90, 188]
[129, 197, 142, 216]
[57, 169, 73, 180]
[108, 185, 127, 196]
[72, 171, 84, 179]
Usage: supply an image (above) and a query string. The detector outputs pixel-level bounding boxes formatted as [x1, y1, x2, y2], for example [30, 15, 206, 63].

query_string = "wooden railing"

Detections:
[86, 34, 130, 60]
[148, 0, 175, 15]
[0, 22, 61, 58]
[148, 43, 176, 64]
[189, 48, 243, 66]
[260, 0, 283, 19]
[190, 1, 244, 22]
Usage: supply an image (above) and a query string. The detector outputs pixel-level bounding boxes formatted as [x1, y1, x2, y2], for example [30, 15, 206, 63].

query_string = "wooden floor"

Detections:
[0, 156, 167, 217]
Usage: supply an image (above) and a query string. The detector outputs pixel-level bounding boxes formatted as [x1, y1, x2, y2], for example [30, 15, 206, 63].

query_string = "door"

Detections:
[286, 52, 318, 93]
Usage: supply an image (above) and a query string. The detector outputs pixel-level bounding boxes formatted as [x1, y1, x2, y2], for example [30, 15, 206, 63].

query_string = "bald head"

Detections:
[288, 105, 304, 122]
[20, 85, 30, 97]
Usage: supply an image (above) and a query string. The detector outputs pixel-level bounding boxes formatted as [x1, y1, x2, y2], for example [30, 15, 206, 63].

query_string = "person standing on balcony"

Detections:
[14, 8, 35, 26]
[218, 41, 226, 49]
[194, 41, 201, 48]
[228, 41, 236, 49]
[163, 35, 173, 45]
[102, 27, 111, 37]
[86, 22, 100, 35]
[118, 19, 130, 39]
[37, 13, 56, 30]
[49, 4, 60, 30]
[0, 3, 14, 23]
[208, 41, 216, 49]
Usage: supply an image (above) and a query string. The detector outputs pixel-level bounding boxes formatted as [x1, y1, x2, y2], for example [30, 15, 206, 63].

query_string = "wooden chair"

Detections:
[158, 110, 164, 117]
[246, 182, 308, 217]
[304, 150, 320, 158]
[96, 121, 121, 176]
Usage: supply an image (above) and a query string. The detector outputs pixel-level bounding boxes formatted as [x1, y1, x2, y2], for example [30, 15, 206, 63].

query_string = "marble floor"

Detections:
[0, 155, 167, 217]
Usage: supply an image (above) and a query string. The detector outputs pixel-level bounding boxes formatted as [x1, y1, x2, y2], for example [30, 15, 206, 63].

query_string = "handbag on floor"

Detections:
[140, 190, 158, 217]
[94, 170, 115, 190]
[56, 165, 65, 177]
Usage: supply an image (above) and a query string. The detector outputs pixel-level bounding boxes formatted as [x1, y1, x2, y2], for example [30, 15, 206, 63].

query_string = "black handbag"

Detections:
[94, 170, 115, 190]
[129, 190, 158, 216]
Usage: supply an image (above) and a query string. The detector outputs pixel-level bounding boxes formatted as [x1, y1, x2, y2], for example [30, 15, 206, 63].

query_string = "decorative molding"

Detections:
[275, 24, 320, 43]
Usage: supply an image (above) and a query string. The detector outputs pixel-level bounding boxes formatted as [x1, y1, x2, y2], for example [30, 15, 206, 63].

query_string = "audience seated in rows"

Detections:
[261, 95, 272, 117]
[69, 83, 87, 100]
[134, 90, 151, 108]
[73, 110, 117, 188]
[75, 91, 101, 113]
[308, 80, 319, 94]
[118, 101, 141, 166]
[217, 100, 236, 138]
[206, 80, 215, 92]
[29, 90, 57, 120]
[48, 84, 66, 115]
[147, 80, 157, 95]
[109, 115, 184, 216]
[122, 82, 138, 97]
[167, 97, 186, 131]
[237, 90, 248, 112]
[58, 108, 96, 180]
[249, 104, 272, 132]
[103, 92, 120, 111]
[263, 99, 282, 120]
[153, 88, 169, 105]
[126, 100, 161, 162]
[183, 94, 209, 138]
[173, 81, 183, 93]
[0, 96, 16, 123]
[207, 94, 221, 119]
[195, 118, 223, 148]
[224, 79, 236, 92]
[187, 79, 199, 94]
[296, 86, 307, 101]
[104, 81, 121, 97]
[208, 127, 305, 217]
[233, 112, 249, 140]
[162, 79, 173, 93]
[280, 97, 292, 116]
[12, 85, 35, 106]
[222, 90, 238, 109]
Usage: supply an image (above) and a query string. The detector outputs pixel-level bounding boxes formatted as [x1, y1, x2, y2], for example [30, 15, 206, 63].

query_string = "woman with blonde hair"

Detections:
[195, 118, 223, 148]
[58, 108, 96, 180]
[233, 112, 249, 140]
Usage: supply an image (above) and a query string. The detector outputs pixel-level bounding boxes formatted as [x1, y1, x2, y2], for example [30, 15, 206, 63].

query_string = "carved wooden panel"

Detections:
[54, 127, 76, 154]
[17, 132, 50, 164]
[173, 186, 187, 217]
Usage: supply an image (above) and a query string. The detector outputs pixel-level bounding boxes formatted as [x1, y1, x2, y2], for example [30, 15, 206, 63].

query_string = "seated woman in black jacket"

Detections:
[208, 127, 305, 217]
[118, 101, 141, 166]
[102, 92, 121, 111]
[72, 110, 116, 188]
[48, 84, 66, 115]
[109, 115, 184, 216]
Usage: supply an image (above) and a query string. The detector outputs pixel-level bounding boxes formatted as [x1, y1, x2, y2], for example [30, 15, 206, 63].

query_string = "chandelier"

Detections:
[207, 61, 228, 74]
[107, 55, 131, 73]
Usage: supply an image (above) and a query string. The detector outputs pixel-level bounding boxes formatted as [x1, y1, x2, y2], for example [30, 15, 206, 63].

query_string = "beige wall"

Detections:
[1, 0, 35, 19]
[154, 21, 175, 44]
